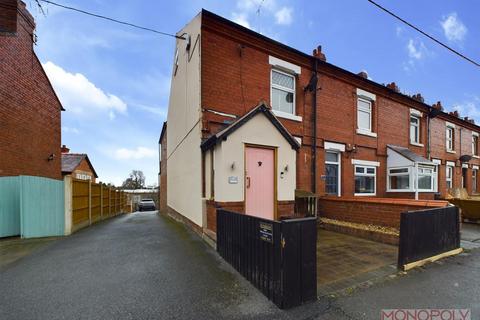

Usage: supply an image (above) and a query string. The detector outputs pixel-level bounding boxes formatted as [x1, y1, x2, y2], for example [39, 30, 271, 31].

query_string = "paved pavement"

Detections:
[2, 211, 479, 319]
[317, 230, 397, 295]
[0, 211, 336, 320]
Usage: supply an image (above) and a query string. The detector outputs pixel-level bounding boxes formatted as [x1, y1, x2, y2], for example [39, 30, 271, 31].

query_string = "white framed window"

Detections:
[325, 151, 341, 196]
[473, 169, 478, 193]
[446, 165, 454, 189]
[354, 165, 376, 196]
[446, 126, 455, 152]
[417, 166, 435, 191]
[173, 47, 179, 76]
[472, 134, 479, 156]
[357, 97, 372, 132]
[388, 167, 410, 191]
[271, 69, 295, 115]
[410, 115, 421, 145]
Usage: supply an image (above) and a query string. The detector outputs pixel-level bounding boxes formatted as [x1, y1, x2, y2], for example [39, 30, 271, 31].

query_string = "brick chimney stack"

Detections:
[61, 145, 70, 154]
[312, 45, 326, 62]
[0, 0, 18, 34]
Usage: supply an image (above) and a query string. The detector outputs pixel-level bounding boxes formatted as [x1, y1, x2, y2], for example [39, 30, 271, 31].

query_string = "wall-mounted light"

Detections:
[231, 161, 236, 170]
[48, 153, 55, 161]
[284, 165, 289, 172]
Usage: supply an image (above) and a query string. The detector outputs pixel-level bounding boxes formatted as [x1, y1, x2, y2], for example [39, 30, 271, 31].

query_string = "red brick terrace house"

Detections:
[0, 0, 64, 180]
[160, 10, 478, 237]
[61, 145, 98, 183]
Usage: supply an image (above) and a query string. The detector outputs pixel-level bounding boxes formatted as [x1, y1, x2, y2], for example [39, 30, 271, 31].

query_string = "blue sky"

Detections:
[28, 0, 479, 186]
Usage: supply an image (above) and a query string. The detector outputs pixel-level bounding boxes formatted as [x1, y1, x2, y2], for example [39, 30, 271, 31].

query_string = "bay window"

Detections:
[354, 165, 376, 195]
[417, 166, 435, 191]
[388, 167, 410, 191]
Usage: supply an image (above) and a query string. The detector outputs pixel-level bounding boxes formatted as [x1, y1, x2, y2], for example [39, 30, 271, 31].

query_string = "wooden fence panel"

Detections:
[91, 183, 101, 223]
[102, 185, 109, 219]
[72, 179, 90, 229]
[398, 206, 461, 270]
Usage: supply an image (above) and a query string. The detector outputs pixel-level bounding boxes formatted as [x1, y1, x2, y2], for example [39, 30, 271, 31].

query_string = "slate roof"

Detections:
[61, 153, 98, 178]
[200, 102, 300, 151]
[387, 145, 434, 164]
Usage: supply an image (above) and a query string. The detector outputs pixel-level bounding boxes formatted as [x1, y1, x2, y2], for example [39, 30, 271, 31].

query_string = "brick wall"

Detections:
[199, 12, 480, 200]
[71, 158, 96, 183]
[0, 1, 62, 180]
[206, 200, 295, 233]
[318, 197, 449, 228]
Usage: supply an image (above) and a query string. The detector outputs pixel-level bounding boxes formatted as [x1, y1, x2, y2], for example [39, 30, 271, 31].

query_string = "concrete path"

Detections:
[0, 211, 338, 320]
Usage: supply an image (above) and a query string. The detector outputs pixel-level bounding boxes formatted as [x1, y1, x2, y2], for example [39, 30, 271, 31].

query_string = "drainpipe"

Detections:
[414, 162, 419, 200]
[427, 115, 431, 160]
[309, 59, 319, 194]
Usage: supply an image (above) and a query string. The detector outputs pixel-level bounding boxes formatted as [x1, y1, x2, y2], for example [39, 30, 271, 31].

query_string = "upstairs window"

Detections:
[446, 126, 455, 152]
[410, 115, 421, 144]
[473, 134, 479, 156]
[357, 98, 372, 132]
[271, 69, 295, 115]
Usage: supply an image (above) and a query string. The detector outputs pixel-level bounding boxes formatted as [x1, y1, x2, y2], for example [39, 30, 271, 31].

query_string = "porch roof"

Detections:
[387, 145, 435, 166]
[200, 102, 301, 151]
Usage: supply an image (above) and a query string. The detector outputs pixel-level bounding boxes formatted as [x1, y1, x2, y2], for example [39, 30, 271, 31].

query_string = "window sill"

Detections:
[386, 189, 435, 193]
[354, 193, 376, 196]
[473, 155, 480, 159]
[272, 110, 302, 122]
[356, 128, 377, 138]
[446, 150, 456, 154]
[410, 142, 424, 147]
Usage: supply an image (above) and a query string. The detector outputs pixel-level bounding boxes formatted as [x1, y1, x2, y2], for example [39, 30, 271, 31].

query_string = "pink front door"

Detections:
[245, 146, 275, 220]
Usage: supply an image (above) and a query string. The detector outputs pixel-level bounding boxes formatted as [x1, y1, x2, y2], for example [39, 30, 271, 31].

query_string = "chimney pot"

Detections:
[61, 145, 70, 153]
[312, 45, 326, 62]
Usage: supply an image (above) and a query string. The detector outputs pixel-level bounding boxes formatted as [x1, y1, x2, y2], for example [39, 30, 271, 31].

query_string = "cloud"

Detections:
[275, 7, 293, 25]
[441, 13, 467, 42]
[452, 96, 480, 122]
[232, 12, 251, 29]
[407, 39, 424, 60]
[42, 61, 127, 118]
[114, 147, 156, 160]
[62, 126, 80, 134]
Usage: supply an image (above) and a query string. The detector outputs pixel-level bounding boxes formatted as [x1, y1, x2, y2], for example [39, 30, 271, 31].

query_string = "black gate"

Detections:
[216, 209, 317, 309]
[398, 206, 460, 269]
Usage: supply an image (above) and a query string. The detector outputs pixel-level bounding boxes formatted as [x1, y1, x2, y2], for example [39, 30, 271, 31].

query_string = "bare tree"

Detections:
[122, 170, 146, 189]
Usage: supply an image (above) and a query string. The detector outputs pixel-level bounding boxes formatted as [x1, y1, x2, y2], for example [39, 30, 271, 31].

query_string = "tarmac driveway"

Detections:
[0, 211, 340, 320]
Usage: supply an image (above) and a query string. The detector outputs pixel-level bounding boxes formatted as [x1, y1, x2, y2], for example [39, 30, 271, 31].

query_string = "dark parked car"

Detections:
[138, 199, 156, 211]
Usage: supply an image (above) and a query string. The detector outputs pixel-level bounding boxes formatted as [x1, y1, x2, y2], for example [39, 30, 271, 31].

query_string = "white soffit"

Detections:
[352, 159, 380, 167]
[473, 132, 479, 137]
[462, 163, 469, 168]
[473, 165, 479, 170]
[432, 158, 442, 165]
[269, 56, 301, 74]
[356, 88, 376, 101]
[446, 161, 456, 167]
[324, 141, 345, 152]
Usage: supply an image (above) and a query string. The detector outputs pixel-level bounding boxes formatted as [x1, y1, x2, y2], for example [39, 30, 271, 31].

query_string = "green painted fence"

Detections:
[0, 177, 20, 237]
[0, 176, 64, 238]
[20, 176, 64, 238]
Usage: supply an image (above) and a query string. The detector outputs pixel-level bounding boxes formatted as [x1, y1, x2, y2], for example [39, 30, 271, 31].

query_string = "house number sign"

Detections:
[228, 176, 239, 184]
[259, 222, 273, 243]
